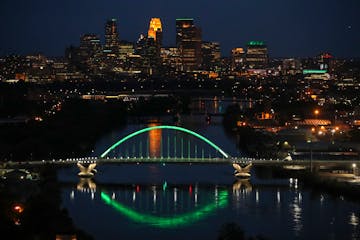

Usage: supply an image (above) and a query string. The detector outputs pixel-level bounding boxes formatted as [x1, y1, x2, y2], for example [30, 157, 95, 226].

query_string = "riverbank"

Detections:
[300, 171, 360, 202]
[262, 166, 360, 202]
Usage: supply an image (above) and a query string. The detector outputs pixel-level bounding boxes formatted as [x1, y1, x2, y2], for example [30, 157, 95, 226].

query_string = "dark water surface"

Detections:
[58, 119, 360, 239]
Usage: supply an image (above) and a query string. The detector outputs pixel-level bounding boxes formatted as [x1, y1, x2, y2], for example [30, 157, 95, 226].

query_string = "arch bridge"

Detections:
[99, 125, 230, 162]
[12, 125, 357, 178]
[73, 125, 237, 176]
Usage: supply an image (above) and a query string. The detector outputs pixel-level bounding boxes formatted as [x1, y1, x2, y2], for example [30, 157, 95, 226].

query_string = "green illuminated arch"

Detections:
[101, 190, 228, 228]
[100, 125, 229, 158]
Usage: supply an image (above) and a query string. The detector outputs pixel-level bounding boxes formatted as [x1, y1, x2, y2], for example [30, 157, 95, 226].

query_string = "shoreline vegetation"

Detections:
[0, 95, 187, 162]
[0, 99, 127, 161]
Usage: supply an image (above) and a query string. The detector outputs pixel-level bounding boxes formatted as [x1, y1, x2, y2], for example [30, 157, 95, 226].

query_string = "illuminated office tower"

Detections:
[118, 41, 134, 60]
[78, 34, 102, 69]
[282, 58, 302, 75]
[135, 34, 161, 75]
[317, 52, 335, 72]
[176, 18, 202, 71]
[161, 47, 181, 69]
[79, 34, 101, 58]
[148, 18, 163, 46]
[231, 48, 246, 71]
[105, 18, 119, 51]
[202, 41, 221, 70]
[246, 41, 268, 69]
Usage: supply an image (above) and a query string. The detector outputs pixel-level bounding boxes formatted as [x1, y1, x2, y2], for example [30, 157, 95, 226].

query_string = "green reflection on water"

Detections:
[101, 190, 228, 228]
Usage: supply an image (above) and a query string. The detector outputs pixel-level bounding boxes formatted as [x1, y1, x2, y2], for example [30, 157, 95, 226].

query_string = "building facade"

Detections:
[105, 18, 120, 52]
[246, 41, 268, 69]
[148, 18, 163, 47]
[176, 18, 202, 71]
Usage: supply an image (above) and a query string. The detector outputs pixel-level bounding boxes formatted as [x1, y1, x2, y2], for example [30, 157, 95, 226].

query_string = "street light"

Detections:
[314, 110, 320, 129]
[352, 163, 357, 177]
[314, 109, 319, 117]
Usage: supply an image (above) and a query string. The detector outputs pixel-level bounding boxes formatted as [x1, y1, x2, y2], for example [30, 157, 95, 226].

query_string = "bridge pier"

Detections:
[77, 162, 97, 178]
[232, 162, 252, 178]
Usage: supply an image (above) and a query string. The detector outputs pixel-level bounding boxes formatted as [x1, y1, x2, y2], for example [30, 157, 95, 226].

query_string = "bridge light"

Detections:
[136, 185, 140, 192]
[189, 185, 193, 194]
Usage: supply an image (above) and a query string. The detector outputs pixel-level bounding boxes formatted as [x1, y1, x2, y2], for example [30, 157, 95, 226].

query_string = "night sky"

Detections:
[1, 0, 359, 58]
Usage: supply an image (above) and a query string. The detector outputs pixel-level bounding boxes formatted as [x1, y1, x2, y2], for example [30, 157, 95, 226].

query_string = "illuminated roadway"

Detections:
[3, 157, 360, 169]
[2, 125, 359, 170]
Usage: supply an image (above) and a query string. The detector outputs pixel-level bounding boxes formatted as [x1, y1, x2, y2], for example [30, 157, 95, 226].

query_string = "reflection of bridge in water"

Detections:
[69, 180, 230, 228]
[66, 177, 306, 229]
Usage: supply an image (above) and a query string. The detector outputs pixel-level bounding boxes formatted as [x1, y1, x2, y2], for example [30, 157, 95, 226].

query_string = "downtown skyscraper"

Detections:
[176, 18, 202, 71]
[148, 18, 163, 47]
[105, 18, 120, 52]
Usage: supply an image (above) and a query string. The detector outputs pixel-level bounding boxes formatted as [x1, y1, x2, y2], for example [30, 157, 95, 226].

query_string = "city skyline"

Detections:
[1, 0, 359, 58]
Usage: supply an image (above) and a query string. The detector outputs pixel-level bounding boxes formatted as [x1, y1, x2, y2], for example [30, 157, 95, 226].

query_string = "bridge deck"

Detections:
[2, 157, 360, 168]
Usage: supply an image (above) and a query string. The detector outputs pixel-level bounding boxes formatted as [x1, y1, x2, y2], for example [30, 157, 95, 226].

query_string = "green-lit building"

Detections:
[246, 41, 268, 69]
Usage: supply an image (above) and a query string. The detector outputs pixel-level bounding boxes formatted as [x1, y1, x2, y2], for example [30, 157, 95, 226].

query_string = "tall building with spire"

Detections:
[176, 18, 202, 71]
[105, 18, 119, 51]
[148, 18, 163, 47]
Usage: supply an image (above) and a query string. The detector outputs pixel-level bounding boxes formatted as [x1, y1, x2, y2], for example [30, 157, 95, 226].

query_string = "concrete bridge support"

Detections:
[77, 162, 97, 177]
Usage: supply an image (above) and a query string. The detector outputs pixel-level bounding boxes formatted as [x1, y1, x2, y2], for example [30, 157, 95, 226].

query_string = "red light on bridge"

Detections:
[189, 185, 193, 194]
[136, 185, 140, 192]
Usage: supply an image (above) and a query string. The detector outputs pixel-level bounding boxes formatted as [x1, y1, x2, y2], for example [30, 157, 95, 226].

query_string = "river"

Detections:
[58, 116, 360, 240]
